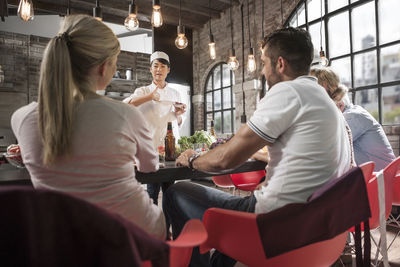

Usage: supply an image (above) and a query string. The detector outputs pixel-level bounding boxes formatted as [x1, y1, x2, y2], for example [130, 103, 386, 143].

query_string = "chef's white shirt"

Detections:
[123, 82, 184, 149]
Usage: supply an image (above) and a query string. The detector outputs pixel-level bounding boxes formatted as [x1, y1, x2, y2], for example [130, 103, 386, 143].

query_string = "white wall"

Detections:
[0, 15, 152, 54]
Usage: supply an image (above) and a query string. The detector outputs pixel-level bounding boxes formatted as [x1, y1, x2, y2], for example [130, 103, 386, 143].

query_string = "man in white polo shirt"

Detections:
[163, 27, 352, 266]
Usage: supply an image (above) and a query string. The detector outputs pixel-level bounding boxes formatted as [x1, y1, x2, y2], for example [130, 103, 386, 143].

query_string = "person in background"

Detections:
[11, 15, 166, 240]
[310, 67, 395, 171]
[164, 27, 352, 267]
[123, 51, 186, 238]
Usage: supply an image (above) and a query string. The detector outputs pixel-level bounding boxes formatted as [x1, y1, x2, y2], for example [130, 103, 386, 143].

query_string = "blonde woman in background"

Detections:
[310, 67, 395, 171]
[10, 15, 166, 239]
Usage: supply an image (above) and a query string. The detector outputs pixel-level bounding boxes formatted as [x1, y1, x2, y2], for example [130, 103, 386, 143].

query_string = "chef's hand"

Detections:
[174, 103, 186, 116]
[176, 149, 196, 167]
[150, 87, 160, 101]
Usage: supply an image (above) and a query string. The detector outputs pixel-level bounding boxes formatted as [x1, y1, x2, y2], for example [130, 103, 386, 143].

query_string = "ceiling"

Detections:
[6, 0, 240, 30]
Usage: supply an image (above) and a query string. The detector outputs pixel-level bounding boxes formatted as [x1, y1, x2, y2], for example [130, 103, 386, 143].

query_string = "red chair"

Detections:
[230, 170, 266, 192]
[200, 167, 371, 267]
[200, 208, 347, 267]
[348, 158, 400, 266]
[142, 219, 208, 267]
[388, 170, 400, 228]
[212, 175, 236, 194]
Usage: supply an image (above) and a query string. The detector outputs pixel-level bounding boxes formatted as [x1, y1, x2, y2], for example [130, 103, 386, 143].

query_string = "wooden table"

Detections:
[0, 160, 267, 186]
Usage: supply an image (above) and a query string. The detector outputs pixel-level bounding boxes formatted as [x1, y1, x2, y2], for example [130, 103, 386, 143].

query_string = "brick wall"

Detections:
[191, 0, 400, 156]
[192, 0, 298, 131]
[0, 31, 152, 144]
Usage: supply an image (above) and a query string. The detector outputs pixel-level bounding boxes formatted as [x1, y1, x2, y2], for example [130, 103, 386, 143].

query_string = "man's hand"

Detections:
[176, 149, 196, 167]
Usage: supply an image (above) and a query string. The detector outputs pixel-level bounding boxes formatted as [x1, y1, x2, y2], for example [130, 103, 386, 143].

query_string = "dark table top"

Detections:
[0, 160, 267, 186]
[136, 160, 267, 183]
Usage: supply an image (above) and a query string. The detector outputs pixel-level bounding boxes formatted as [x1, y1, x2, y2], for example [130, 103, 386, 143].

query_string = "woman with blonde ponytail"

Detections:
[11, 15, 166, 239]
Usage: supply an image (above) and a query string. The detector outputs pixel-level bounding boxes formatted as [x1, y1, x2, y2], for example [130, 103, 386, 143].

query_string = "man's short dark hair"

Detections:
[261, 27, 314, 76]
[151, 58, 170, 68]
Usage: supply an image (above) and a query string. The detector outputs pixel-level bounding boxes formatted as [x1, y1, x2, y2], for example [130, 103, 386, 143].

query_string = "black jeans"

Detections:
[163, 181, 256, 267]
[147, 181, 174, 239]
[147, 182, 175, 205]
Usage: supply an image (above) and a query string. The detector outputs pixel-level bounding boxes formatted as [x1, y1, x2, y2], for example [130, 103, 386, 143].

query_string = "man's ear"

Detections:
[276, 56, 286, 74]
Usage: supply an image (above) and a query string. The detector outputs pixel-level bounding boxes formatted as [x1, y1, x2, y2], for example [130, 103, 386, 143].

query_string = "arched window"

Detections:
[286, 0, 400, 125]
[204, 63, 235, 134]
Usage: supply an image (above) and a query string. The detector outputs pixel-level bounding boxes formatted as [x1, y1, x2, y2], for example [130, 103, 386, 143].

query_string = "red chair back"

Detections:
[364, 157, 400, 229]
[230, 170, 266, 191]
[212, 175, 234, 188]
[393, 170, 400, 205]
[201, 208, 347, 267]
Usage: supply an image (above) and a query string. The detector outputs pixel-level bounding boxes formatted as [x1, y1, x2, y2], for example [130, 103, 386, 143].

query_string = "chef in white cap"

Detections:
[123, 51, 186, 208]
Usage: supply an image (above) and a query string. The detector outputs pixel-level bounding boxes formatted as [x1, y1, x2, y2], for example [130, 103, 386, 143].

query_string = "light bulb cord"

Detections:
[179, 0, 182, 26]
[240, 4, 246, 117]
[230, 0, 234, 51]
[247, 0, 252, 49]
[320, 0, 323, 51]
[209, 0, 212, 35]
[261, 0, 264, 39]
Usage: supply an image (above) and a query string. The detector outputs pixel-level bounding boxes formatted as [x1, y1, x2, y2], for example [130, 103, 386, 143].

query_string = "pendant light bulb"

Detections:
[227, 49, 239, 71]
[319, 48, 329, 67]
[247, 48, 256, 73]
[151, 0, 163, 27]
[93, 0, 102, 21]
[18, 0, 34, 22]
[208, 34, 216, 60]
[124, 1, 139, 31]
[175, 25, 188, 49]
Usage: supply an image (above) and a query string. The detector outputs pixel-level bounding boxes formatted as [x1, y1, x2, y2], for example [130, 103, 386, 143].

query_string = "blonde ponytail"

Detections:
[38, 15, 120, 165]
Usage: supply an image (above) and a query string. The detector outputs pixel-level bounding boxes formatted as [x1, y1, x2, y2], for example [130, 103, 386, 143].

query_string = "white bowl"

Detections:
[107, 92, 121, 97]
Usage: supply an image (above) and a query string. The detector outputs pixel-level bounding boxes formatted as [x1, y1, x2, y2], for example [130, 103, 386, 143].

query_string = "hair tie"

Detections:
[57, 32, 72, 47]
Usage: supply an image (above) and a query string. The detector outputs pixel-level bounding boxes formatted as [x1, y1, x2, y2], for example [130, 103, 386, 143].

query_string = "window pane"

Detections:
[206, 92, 213, 111]
[354, 88, 379, 121]
[309, 21, 326, 62]
[328, 11, 350, 57]
[213, 66, 221, 89]
[223, 87, 231, 109]
[206, 76, 212, 91]
[307, 0, 324, 22]
[222, 64, 231, 87]
[214, 89, 221, 110]
[353, 50, 377, 87]
[328, 0, 347, 13]
[383, 86, 400, 124]
[223, 111, 232, 133]
[206, 113, 213, 131]
[214, 112, 222, 134]
[379, 0, 400, 45]
[351, 2, 376, 52]
[289, 13, 297, 27]
[298, 4, 306, 26]
[380, 44, 400, 83]
[330, 57, 352, 88]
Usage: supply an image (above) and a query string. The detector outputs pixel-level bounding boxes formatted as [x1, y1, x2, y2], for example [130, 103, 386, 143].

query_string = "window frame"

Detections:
[203, 63, 235, 134]
[286, 0, 400, 125]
